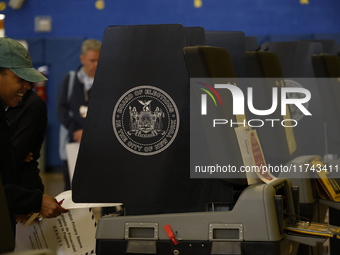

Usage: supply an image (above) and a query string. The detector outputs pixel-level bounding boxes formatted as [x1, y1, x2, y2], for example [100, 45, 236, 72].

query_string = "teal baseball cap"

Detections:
[0, 36, 47, 82]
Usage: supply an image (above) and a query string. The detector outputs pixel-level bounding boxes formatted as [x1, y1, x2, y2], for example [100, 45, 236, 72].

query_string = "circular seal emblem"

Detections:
[112, 85, 180, 156]
[284, 79, 309, 121]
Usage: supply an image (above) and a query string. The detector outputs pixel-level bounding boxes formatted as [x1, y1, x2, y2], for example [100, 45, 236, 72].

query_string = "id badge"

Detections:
[79, 105, 88, 118]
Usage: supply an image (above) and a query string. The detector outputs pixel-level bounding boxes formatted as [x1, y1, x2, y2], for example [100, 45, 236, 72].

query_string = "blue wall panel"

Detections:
[44, 38, 85, 167]
[2, 0, 340, 39]
[19, 38, 85, 168]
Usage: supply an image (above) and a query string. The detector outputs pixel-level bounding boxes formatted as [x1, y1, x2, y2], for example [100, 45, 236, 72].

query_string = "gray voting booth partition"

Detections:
[244, 51, 298, 166]
[184, 26, 206, 46]
[72, 24, 234, 215]
[312, 55, 340, 155]
[244, 49, 340, 255]
[245, 37, 259, 51]
[312, 54, 340, 255]
[244, 50, 326, 255]
[184, 45, 246, 188]
[205, 31, 247, 78]
[302, 40, 338, 55]
[260, 41, 325, 157]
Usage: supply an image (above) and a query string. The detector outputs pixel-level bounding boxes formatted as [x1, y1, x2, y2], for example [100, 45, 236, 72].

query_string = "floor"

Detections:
[39, 172, 64, 198]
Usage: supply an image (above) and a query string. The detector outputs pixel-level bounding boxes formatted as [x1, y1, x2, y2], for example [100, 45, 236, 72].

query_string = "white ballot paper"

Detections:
[15, 190, 122, 255]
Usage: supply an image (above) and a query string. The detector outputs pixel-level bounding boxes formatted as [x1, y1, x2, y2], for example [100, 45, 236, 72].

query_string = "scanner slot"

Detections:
[209, 224, 243, 241]
[125, 222, 159, 240]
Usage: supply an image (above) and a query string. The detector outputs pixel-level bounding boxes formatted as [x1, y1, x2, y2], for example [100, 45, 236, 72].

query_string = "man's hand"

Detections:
[72, 129, 83, 143]
[39, 194, 68, 218]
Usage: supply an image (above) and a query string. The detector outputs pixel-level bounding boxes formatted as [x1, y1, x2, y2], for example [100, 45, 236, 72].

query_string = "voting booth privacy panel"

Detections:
[243, 47, 340, 255]
[70, 25, 324, 255]
[243, 50, 325, 255]
[312, 55, 340, 155]
[244, 51, 298, 166]
[183, 46, 245, 185]
[260, 41, 325, 157]
[72, 24, 234, 215]
[205, 31, 247, 78]
[184, 26, 206, 46]
[311, 54, 340, 255]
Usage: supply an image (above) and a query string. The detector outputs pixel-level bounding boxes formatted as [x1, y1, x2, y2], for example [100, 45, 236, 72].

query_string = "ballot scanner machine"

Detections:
[96, 178, 312, 255]
[71, 25, 331, 255]
[244, 49, 340, 254]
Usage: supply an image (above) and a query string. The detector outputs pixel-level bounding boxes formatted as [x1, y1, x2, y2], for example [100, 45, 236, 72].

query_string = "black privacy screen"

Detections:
[72, 24, 234, 215]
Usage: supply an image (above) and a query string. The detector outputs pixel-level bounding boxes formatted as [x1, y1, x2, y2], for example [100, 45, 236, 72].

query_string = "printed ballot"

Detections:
[16, 208, 96, 254]
[235, 127, 277, 184]
[15, 190, 122, 254]
[235, 126, 261, 185]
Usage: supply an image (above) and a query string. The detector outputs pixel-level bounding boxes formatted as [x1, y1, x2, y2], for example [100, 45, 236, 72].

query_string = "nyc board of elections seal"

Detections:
[112, 86, 180, 156]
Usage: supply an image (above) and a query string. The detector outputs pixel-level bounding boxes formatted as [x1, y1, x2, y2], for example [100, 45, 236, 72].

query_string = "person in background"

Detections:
[0, 37, 68, 240]
[57, 39, 101, 190]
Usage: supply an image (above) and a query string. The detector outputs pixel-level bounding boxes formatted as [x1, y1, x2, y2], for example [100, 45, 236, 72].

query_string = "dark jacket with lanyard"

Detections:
[0, 98, 42, 233]
[57, 66, 91, 143]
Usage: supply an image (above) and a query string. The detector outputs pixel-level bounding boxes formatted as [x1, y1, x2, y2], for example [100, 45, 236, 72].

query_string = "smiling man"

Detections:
[0, 37, 67, 247]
